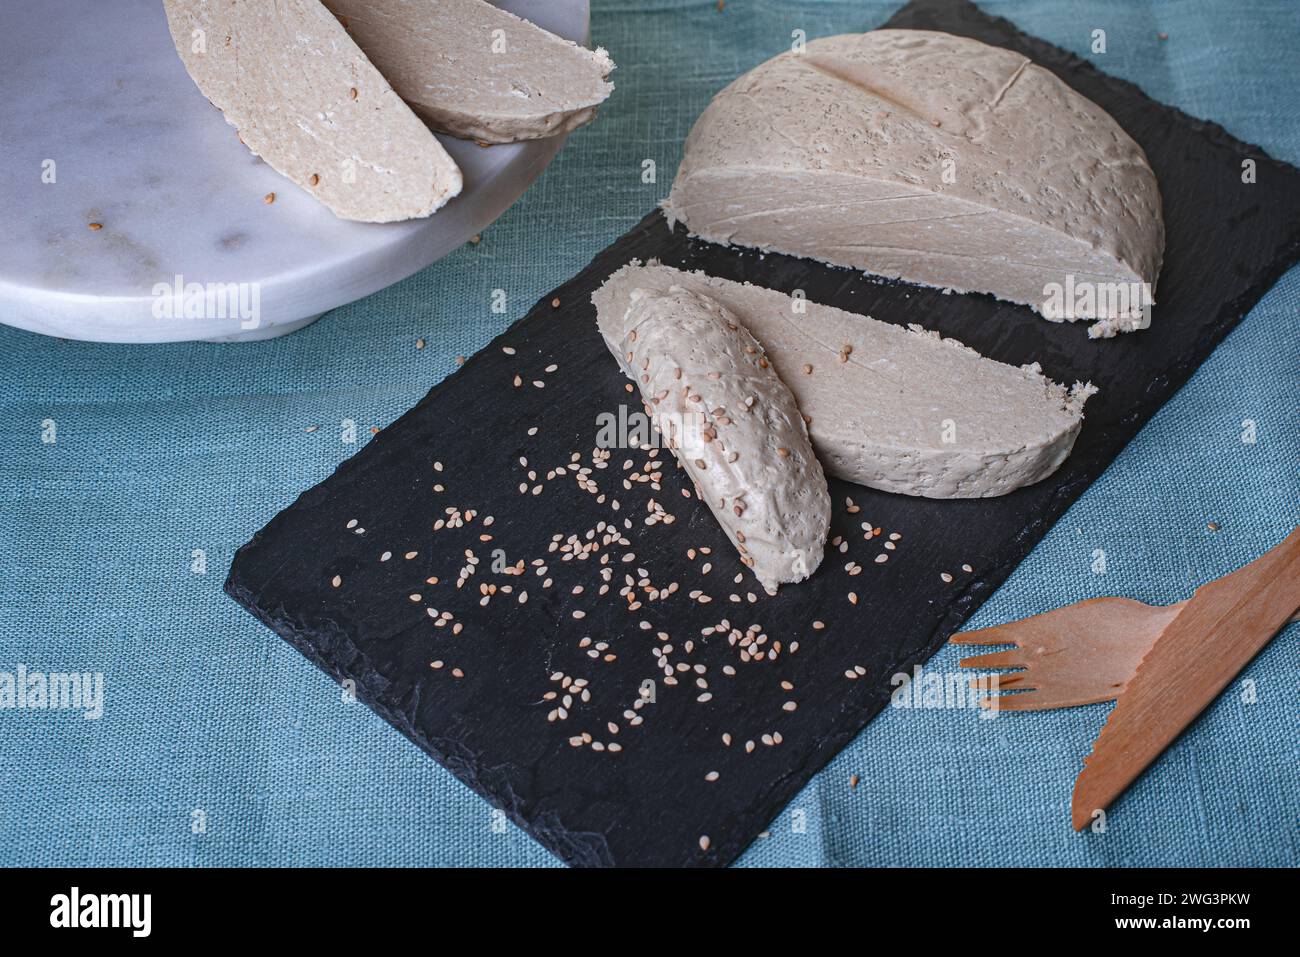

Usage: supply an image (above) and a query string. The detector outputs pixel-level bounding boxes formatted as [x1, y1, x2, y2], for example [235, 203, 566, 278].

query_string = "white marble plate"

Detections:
[0, 0, 591, 342]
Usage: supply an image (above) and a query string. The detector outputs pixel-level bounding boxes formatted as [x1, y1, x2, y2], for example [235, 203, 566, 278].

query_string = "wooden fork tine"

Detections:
[956, 648, 1025, 670]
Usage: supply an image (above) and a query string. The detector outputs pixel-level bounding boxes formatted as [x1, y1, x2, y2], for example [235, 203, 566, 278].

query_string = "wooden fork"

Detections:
[951, 545, 1299, 712]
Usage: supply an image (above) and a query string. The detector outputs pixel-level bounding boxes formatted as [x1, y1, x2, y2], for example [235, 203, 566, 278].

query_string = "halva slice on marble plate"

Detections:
[595, 262, 1097, 498]
[664, 29, 1164, 337]
[163, 0, 462, 222]
[606, 285, 830, 592]
[322, 0, 615, 143]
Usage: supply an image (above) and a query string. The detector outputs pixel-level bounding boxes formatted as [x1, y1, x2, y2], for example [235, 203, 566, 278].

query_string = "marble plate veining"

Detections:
[0, 0, 591, 343]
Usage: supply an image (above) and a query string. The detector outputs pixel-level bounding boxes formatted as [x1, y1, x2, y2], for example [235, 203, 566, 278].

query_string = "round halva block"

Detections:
[664, 30, 1165, 337]
[323, 0, 615, 143]
[608, 285, 830, 592]
[163, 0, 462, 223]
[594, 262, 1097, 499]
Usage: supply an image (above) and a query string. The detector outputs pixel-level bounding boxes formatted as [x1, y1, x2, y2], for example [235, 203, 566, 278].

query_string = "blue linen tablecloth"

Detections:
[1, 0, 1296, 867]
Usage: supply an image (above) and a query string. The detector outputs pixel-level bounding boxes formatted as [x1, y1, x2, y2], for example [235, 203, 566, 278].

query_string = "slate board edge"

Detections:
[225, 0, 1300, 867]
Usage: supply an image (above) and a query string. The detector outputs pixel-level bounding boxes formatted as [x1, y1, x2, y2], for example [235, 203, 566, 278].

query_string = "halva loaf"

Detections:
[163, 0, 462, 222]
[664, 30, 1164, 337]
[322, 0, 615, 143]
[604, 285, 830, 591]
[595, 262, 1098, 498]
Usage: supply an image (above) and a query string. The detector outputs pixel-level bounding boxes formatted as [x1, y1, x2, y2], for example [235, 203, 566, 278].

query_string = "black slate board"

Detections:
[226, 0, 1300, 867]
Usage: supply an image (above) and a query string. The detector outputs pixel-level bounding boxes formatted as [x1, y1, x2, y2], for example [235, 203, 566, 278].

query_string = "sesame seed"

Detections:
[850, 774, 859, 789]
[331, 575, 342, 588]
[803, 364, 813, 374]
[264, 192, 276, 204]
[87, 222, 102, 231]
[940, 572, 953, 583]
[699, 835, 710, 851]
[812, 620, 825, 630]
[430, 660, 443, 669]
[308, 173, 320, 186]
[783, 701, 797, 712]
[875, 554, 888, 563]
[705, 771, 719, 782]
[962, 563, 973, 573]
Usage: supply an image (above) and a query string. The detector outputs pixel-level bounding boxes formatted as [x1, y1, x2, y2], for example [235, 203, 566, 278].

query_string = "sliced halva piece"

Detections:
[594, 262, 1097, 498]
[609, 286, 830, 592]
[322, 0, 615, 143]
[664, 30, 1164, 337]
[163, 0, 462, 223]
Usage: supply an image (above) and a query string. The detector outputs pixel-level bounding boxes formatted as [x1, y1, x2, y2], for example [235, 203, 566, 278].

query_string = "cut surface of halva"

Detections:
[605, 285, 830, 591]
[594, 262, 1097, 499]
[664, 29, 1164, 337]
[322, 0, 615, 143]
[163, 0, 462, 223]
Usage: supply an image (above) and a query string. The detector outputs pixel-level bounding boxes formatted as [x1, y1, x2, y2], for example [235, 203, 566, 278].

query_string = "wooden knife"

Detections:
[1071, 527, 1300, 830]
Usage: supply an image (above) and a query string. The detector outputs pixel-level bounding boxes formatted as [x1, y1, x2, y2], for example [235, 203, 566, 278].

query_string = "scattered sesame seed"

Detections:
[850, 774, 859, 789]
[264, 192, 276, 204]
[940, 572, 953, 583]
[705, 771, 720, 782]
[699, 835, 710, 851]
[88, 222, 103, 231]
[331, 575, 342, 588]
[812, 620, 825, 630]
[782, 701, 797, 712]
[308, 173, 320, 186]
